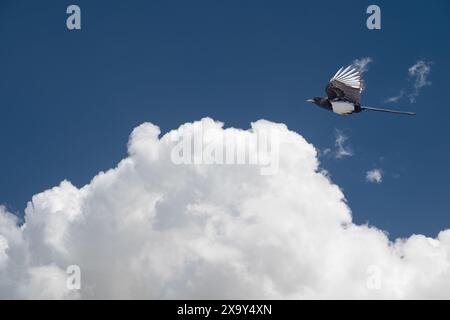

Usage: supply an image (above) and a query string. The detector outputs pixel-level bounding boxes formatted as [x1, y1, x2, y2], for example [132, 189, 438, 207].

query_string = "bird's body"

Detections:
[308, 96, 362, 115]
[307, 65, 415, 116]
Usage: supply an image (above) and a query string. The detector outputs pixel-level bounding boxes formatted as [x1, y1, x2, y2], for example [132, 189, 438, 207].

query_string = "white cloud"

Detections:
[409, 60, 432, 90]
[320, 148, 332, 156]
[385, 60, 432, 104]
[1, 118, 450, 299]
[352, 57, 372, 74]
[0, 235, 8, 269]
[334, 129, 353, 159]
[385, 90, 405, 103]
[366, 169, 383, 184]
[408, 60, 432, 103]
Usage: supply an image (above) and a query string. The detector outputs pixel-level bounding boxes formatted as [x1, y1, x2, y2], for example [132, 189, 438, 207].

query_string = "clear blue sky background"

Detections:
[0, 0, 449, 239]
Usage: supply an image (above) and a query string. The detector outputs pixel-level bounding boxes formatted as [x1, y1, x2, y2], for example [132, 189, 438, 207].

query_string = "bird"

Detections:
[307, 65, 416, 116]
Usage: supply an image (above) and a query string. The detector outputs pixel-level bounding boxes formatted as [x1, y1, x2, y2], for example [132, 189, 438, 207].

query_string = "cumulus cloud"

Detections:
[1, 118, 450, 299]
[366, 169, 383, 184]
[352, 57, 372, 74]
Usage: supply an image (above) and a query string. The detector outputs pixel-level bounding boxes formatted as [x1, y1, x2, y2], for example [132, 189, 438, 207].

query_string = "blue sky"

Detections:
[0, 0, 449, 239]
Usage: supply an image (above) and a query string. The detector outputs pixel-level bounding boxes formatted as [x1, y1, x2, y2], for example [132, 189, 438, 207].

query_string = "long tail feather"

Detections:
[361, 106, 416, 116]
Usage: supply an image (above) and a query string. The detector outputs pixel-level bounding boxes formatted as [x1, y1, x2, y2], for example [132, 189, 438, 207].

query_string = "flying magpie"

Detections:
[307, 65, 416, 116]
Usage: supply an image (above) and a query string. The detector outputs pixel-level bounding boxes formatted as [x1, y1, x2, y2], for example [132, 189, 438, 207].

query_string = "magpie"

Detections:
[307, 65, 416, 116]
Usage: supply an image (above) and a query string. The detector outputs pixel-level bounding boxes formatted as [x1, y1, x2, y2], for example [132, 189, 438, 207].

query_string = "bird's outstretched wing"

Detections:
[326, 66, 363, 104]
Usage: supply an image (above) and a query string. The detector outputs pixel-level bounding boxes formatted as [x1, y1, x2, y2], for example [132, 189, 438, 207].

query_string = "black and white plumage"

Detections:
[307, 65, 416, 116]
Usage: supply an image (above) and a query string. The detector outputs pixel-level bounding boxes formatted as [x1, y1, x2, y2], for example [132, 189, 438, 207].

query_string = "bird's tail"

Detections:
[361, 106, 416, 116]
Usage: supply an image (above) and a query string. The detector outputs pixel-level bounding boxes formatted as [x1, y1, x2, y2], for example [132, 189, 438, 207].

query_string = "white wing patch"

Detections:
[330, 65, 363, 92]
[331, 101, 355, 115]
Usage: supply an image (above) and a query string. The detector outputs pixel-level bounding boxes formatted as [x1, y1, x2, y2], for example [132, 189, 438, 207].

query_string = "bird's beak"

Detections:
[306, 99, 314, 103]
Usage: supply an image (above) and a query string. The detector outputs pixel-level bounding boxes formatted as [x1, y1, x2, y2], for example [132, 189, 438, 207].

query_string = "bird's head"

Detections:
[306, 97, 322, 106]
